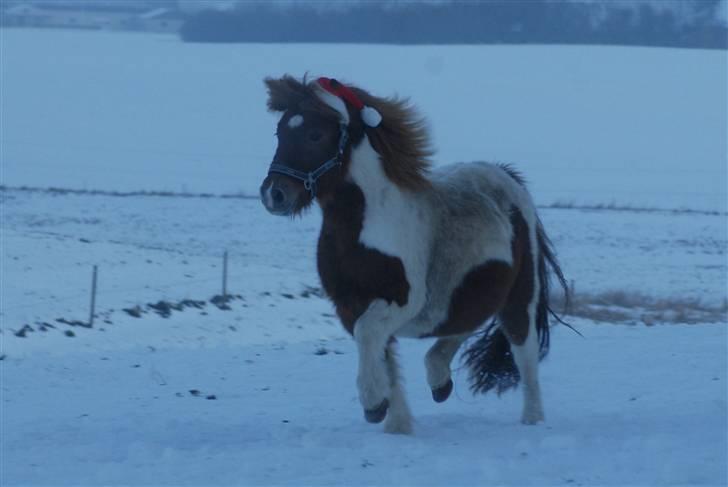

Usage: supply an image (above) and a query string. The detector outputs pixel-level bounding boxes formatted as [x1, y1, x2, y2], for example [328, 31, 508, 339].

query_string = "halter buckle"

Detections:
[303, 176, 315, 192]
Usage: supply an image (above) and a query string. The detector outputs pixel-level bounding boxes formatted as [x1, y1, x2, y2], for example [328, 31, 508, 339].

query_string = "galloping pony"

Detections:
[259, 75, 568, 434]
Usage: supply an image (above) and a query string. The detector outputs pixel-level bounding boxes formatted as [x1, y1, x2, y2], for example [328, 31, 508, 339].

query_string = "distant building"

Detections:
[1, 1, 185, 33]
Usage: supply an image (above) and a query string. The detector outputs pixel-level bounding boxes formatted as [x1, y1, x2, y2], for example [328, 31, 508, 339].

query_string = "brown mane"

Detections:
[264, 74, 341, 122]
[351, 87, 433, 191]
[265, 75, 434, 192]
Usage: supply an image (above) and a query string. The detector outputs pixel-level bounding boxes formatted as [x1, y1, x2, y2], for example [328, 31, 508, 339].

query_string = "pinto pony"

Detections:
[259, 75, 568, 434]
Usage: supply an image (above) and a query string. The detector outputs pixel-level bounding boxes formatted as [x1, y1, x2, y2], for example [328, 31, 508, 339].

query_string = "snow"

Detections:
[2, 312, 726, 485]
[1, 29, 726, 211]
[1, 28, 727, 486]
[3, 192, 725, 329]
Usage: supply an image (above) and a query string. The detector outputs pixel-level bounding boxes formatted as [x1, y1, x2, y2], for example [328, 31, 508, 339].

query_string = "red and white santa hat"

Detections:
[315, 77, 382, 128]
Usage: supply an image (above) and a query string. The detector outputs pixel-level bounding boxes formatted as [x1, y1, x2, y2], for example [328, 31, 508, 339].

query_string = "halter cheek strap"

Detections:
[267, 122, 349, 198]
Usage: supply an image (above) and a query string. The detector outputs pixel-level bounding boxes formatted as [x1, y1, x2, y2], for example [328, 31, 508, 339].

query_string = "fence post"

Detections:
[222, 250, 228, 300]
[89, 265, 98, 327]
[570, 279, 576, 304]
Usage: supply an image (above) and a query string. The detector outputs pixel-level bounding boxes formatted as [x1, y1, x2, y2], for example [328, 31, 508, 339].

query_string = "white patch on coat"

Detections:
[347, 136, 431, 320]
[287, 114, 304, 128]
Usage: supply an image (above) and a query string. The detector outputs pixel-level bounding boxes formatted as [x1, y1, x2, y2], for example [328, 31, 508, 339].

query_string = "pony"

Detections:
[259, 75, 568, 434]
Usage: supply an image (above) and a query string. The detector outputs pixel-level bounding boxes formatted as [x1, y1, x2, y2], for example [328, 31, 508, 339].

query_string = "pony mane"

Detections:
[264, 75, 433, 191]
[351, 87, 433, 191]
[264, 74, 340, 121]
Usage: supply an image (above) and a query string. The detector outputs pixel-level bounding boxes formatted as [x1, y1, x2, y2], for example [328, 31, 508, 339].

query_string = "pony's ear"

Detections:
[264, 75, 306, 112]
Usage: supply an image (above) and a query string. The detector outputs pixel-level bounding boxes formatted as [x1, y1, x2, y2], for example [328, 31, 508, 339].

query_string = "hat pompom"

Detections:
[361, 106, 382, 127]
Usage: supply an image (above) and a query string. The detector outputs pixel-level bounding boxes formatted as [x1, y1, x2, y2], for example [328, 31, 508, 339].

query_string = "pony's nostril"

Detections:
[272, 188, 286, 206]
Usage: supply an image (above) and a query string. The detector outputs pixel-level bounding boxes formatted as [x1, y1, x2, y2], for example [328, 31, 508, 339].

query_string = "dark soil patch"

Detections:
[56, 318, 91, 328]
[210, 294, 242, 310]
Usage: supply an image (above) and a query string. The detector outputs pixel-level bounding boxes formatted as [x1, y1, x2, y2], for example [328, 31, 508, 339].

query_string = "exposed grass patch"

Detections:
[553, 289, 727, 325]
[542, 200, 726, 217]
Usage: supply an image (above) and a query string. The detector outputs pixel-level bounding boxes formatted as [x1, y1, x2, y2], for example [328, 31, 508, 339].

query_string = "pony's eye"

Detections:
[308, 130, 323, 142]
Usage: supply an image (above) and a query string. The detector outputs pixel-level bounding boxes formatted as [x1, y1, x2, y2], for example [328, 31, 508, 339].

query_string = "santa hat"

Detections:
[315, 77, 382, 128]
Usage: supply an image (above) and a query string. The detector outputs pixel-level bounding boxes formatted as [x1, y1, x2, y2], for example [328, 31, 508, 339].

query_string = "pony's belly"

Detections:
[394, 301, 447, 338]
[394, 319, 437, 338]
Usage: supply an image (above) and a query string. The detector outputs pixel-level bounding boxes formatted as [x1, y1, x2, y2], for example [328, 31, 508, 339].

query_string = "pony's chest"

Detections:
[316, 183, 411, 332]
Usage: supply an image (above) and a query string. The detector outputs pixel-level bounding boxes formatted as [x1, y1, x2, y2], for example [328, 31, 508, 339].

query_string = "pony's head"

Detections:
[260, 75, 433, 216]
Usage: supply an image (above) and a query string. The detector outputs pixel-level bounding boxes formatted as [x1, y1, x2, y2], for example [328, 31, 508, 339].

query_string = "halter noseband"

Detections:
[267, 122, 349, 198]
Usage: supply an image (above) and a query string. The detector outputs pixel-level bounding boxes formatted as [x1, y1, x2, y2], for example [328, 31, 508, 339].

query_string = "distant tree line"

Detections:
[179, 1, 727, 49]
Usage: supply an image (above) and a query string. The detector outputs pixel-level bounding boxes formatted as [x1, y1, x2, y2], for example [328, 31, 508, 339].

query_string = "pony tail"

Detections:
[462, 319, 520, 395]
[536, 218, 571, 352]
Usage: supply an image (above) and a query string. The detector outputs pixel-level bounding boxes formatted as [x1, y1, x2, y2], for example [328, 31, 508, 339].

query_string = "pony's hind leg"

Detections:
[500, 255, 545, 423]
[501, 260, 546, 424]
[500, 206, 545, 424]
[425, 335, 469, 403]
[383, 338, 413, 434]
[508, 321, 545, 424]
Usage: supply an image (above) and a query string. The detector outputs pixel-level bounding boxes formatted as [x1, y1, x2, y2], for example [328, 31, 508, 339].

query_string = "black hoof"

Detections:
[432, 379, 453, 403]
[364, 399, 389, 424]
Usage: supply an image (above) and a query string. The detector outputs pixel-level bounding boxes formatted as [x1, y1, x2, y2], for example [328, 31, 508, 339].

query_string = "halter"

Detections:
[267, 122, 349, 198]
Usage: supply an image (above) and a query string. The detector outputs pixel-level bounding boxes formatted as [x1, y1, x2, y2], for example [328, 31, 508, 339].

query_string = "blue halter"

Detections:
[268, 123, 349, 198]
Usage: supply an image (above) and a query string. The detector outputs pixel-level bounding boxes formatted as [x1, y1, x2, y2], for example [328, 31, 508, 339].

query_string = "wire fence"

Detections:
[1, 250, 236, 329]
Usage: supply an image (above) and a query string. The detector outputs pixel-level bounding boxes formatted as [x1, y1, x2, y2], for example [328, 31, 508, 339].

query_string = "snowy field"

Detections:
[1, 29, 727, 486]
[1, 28, 726, 211]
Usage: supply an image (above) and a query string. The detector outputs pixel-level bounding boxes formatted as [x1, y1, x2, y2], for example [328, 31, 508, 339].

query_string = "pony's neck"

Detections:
[345, 135, 430, 257]
[347, 134, 394, 197]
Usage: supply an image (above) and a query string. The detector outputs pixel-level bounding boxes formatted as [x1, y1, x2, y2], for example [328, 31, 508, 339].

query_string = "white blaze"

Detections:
[288, 114, 304, 128]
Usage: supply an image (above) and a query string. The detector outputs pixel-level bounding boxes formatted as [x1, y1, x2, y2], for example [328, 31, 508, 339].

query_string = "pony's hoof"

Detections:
[364, 399, 389, 424]
[431, 379, 453, 403]
[521, 410, 545, 425]
[384, 416, 413, 435]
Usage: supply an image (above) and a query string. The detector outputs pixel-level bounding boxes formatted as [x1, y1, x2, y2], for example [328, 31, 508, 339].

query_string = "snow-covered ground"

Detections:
[1, 28, 726, 211]
[2, 190, 726, 331]
[3, 313, 726, 486]
[1, 29, 727, 486]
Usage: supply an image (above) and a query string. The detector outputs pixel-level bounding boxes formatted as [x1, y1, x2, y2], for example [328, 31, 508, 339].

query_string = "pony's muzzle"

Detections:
[260, 175, 297, 216]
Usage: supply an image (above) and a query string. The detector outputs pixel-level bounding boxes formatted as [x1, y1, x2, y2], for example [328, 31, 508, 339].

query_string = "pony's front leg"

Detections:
[353, 299, 411, 425]
[383, 338, 413, 434]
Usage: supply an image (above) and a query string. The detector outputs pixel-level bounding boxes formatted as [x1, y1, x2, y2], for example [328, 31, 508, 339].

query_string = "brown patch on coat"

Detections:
[429, 206, 534, 341]
[429, 261, 514, 338]
[317, 182, 410, 335]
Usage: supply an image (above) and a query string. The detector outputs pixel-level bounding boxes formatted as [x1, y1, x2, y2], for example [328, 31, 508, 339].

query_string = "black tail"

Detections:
[463, 218, 569, 395]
